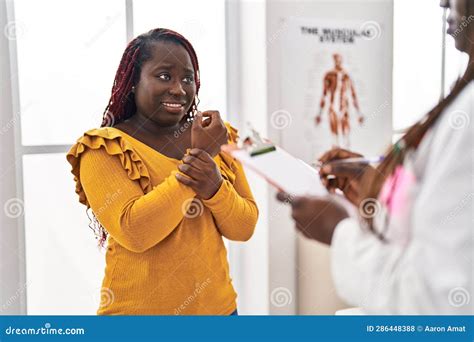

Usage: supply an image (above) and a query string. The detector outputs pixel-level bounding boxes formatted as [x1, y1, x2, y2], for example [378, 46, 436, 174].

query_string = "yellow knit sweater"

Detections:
[66, 123, 258, 315]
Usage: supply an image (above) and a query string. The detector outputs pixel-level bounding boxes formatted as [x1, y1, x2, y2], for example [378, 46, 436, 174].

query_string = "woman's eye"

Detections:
[158, 74, 170, 81]
[183, 76, 194, 84]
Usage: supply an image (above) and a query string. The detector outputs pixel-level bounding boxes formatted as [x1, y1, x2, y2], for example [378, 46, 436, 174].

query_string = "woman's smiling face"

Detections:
[134, 40, 197, 127]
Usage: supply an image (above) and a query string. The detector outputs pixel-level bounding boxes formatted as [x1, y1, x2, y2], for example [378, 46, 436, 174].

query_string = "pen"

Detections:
[311, 156, 385, 169]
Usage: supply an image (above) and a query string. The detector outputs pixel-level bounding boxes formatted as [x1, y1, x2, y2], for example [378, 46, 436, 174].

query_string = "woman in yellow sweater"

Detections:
[66, 28, 258, 315]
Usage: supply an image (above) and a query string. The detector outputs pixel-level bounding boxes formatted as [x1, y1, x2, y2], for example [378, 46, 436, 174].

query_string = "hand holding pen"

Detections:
[316, 148, 383, 206]
[314, 156, 384, 168]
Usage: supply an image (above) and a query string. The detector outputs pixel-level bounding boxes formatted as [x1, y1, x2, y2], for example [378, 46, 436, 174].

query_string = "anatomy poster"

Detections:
[278, 17, 392, 162]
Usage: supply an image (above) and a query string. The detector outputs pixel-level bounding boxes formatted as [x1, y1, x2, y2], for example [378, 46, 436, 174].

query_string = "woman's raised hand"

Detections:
[191, 111, 228, 157]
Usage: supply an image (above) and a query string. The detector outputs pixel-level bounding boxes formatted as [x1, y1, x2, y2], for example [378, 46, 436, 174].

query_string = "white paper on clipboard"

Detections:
[228, 147, 327, 197]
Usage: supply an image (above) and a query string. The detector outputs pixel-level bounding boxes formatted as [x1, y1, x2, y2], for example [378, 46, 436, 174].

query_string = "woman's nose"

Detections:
[169, 80, 186, 96]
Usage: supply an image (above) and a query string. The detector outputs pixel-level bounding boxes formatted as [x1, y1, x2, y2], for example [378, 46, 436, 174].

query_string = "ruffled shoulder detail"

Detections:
[218, 122, 240, 184]
[66, 127, 152, 207]
[224, 122, 239, 144]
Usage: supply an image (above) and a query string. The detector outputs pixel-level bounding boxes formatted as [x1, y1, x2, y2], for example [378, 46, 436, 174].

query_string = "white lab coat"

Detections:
[331, 82, 474, 314]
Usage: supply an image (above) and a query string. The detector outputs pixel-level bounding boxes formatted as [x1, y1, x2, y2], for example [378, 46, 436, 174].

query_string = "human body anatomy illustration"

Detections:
[315, 53, 364, 148]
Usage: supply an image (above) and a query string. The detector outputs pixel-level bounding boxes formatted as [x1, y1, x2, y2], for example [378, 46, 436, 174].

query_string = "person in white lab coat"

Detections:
[278, 0, 473, 314]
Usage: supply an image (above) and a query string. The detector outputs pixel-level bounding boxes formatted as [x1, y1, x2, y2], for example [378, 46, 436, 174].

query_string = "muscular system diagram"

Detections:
[315, 53, 364, 148]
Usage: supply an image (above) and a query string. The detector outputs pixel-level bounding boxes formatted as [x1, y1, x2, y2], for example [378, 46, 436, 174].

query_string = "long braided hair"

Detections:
[89, 28, 200, 247]
[362, 2, 474, 238]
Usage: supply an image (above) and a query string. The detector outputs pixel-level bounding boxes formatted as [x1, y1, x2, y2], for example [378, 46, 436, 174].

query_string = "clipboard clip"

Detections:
[240, 122, 276, 157]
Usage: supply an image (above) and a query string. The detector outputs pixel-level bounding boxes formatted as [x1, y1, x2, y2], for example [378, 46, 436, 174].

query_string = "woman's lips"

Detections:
[161, 102, 185, 114]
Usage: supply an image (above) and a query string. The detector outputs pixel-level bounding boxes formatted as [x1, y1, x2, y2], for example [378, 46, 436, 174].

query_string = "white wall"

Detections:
[226, 0, 270, 315]
[265, 0, 394, 314]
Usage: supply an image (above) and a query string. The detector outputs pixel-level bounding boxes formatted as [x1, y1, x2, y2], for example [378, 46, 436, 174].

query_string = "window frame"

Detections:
[3, 0, 132, 314]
